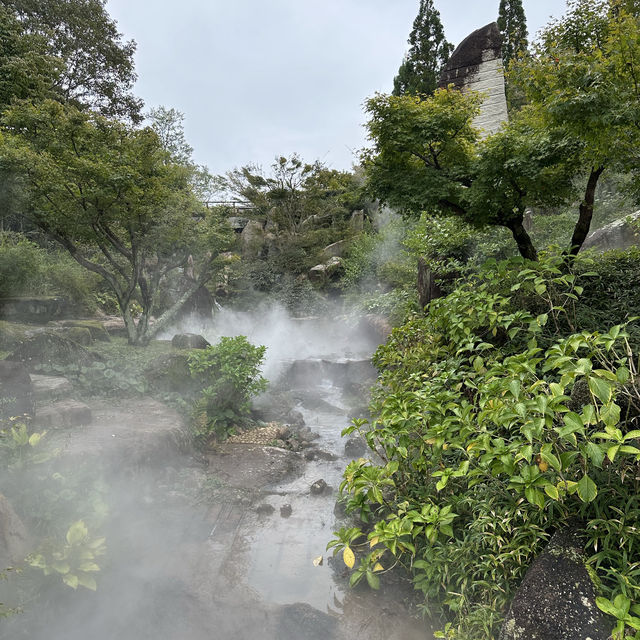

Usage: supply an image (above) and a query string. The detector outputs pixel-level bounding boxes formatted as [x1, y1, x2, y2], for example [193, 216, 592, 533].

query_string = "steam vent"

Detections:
[439, 22, 508, 136]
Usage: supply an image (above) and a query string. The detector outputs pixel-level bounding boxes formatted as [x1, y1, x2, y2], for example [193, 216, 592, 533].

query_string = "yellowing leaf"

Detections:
[369, 536, 379, 548]
[343, 546, 355, 569]
[312, 556, 323, 567]
[373, 563, 384, 572]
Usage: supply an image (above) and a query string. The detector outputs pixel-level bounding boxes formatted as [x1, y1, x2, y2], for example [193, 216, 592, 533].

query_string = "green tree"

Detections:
[497, 0, 529, 68]
[224, 155, 362, 234]
[0, 100, 231, 345]
[392, 0, 453, 97]
[148, 106, 194, 166]
[0, 0, 142, 121]
[0, 7, 61, 110]
[365, 1, 640, 261]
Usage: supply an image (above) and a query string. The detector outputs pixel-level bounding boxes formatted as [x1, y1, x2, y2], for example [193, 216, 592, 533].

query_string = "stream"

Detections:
[1, 309, 432, 640]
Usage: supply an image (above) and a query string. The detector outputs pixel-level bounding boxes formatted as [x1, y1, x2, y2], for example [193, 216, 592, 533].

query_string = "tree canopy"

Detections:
[392, 0, 453, 97]
[366, 0, 640, 261]
[0, 100, 231, 344]
[0, 0, 142, 121]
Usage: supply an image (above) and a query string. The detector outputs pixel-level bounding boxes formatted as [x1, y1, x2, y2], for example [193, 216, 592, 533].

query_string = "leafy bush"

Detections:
[188, 336, 267, 441]
[332, 256, 640, 639]
[0, 232, 99, 311]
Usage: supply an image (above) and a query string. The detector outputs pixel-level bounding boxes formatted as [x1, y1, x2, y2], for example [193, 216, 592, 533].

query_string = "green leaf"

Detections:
[525, 487, 544, 508]
[576, 474, 597, 503]
[616, 366, 630, 384]
[544, 484, 559, 500]
[583, 441, 605, 468]
[366, 570, 380, 590]
[66, 520, 88, 546]
[62, 573, 79, 589]
[588, 376, 612, 405]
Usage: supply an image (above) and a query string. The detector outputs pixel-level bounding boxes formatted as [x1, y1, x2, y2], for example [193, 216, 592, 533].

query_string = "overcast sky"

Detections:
[106, 0, 568, 176]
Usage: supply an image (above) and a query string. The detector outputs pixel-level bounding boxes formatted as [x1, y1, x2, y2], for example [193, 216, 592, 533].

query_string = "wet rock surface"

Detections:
[0, 359, 34, 418]
[500, 525, 609, 640]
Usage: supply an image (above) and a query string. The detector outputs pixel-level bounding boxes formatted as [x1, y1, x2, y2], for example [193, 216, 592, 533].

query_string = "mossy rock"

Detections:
[58, 320, 110, 342]
[8, 331, 101, 371]
[0, 321, 34, 351]
[64, 326, 93, 346]
[143, 351, 195, 394]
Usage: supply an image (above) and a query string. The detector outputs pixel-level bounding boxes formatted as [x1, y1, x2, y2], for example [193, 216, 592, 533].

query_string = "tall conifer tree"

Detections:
[392, 0, 453, 97]
[497, 0, 529, 68]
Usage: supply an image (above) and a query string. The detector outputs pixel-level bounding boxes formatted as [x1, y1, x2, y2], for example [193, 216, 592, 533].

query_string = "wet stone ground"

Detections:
[1, 359, 432, 640]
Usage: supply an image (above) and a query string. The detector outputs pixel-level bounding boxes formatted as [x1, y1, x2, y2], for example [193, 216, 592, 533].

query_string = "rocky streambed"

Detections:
[0, 328, 432, 640]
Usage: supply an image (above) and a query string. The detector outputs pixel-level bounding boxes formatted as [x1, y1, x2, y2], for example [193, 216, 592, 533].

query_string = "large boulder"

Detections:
[439, 22, 508, 137]
[240, 220, 265, 257]
[8, 331, 100, 371]
[171, 333, 210, 350]
[0, 360, 34, 419]
[582, 210, 640, 252]
[500, 525, 609, 640]
[321, 240, 349, 261]
[0, 296, 68, 323]
[36, 400, 92, 429]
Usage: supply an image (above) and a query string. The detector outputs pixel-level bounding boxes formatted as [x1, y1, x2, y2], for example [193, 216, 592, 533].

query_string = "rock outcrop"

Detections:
[440, 22, 508, 137]
[582, 210, 640, 253]
[500, 525, 609, 640]
[0, 360, 34, 419]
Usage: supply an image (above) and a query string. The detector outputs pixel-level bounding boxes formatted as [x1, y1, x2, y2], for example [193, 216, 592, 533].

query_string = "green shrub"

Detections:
[0, 233, 46, 298]
[331, 256, 640, 639]
[188, 336, 267, 441]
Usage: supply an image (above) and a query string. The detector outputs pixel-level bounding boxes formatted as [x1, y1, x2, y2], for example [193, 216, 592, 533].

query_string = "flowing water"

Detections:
[1, 308, 432, 640]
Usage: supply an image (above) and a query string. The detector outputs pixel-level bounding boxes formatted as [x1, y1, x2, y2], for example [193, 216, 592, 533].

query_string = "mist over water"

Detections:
[1, 307, 430, 640]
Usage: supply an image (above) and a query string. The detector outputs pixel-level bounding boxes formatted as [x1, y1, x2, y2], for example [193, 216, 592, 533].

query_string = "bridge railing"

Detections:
[204, 200, 256, 211]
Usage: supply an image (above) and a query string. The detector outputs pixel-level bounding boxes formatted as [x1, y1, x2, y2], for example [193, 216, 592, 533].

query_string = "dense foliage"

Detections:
[332, 255, 640, 638]
[188, 336, 267, 441]
[365, 1, 640, 262]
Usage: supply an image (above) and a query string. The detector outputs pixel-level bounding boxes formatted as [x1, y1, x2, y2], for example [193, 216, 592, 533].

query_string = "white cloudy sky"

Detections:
[106, 0, 568, 175]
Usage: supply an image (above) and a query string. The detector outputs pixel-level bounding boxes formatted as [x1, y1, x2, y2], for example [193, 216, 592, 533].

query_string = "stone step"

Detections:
[36, 400, 92, 428]
[30, 374, 73, 399]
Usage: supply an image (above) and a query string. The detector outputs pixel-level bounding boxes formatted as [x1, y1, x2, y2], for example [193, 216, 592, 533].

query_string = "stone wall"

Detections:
[439, 22, 508, 137]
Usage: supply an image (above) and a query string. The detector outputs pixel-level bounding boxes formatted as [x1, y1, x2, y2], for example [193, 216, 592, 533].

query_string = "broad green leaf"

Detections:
[76, 573, 97, 591]
[576, 474, 597, 503]
[583, 442, 605, 468]
[607, 445, 620, 463]
[62, 573, 79, 589]
[66, 520, 88, 546]
[525, 487, 544, 508]
[588, 376, 612, 404]
[366, 571, 380, 590]
[544, 484, 559, 500]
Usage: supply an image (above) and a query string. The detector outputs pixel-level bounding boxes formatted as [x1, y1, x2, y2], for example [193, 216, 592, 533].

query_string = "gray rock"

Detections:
[344, 437, 367, 459]
[227, 216, 249, 232]
[582, 210, 640, 252]
[0, 296, 67, 323]
[0, 493, 30, 569]
[440, 22, 508, 137]
[255, 503, 275, 515]
[280, 504, 292, 518]
[276, 602, 338, 640]
[350, 210, 364, 231]
[321, 240, 349, 261]
[240, 220, 265, 257]
[500, 525, 609, 640]
[30, 374, 73, 400]
[0, 360, 34, 419]
[310, 479, 328, 495]
[36, 400, 92, 428]
[171, 333, 210, 350]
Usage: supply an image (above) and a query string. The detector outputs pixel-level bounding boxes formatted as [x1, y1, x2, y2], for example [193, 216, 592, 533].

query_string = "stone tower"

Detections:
[439, 22, 508, 137]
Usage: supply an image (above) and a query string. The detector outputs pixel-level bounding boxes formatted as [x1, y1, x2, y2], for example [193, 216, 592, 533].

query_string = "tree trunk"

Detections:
[134, 276, 214, 346]
[417, 257, 442, 311]
[567, 166, 605, 258]
[506, 217, 538, 261]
